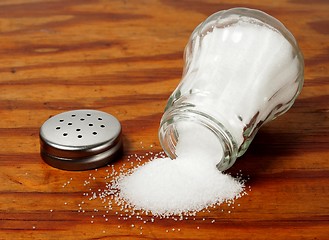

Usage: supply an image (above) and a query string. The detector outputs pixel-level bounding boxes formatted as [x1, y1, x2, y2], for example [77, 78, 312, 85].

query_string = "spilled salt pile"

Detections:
[117, 156, 244, 216]
[57, 148, 249, 233]
[116, 122, 245, 216]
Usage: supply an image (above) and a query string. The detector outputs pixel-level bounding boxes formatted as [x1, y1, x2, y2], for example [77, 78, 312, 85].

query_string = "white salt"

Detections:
[114, 22, 298, 216]
[118, 156, 244, 216]
[180, 18, 300, 147]
[88, 19, 288, 219]
[117, 122, 244, 216]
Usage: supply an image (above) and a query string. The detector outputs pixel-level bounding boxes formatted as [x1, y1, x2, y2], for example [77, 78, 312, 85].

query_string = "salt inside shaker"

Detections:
[159, 8, 304, 171]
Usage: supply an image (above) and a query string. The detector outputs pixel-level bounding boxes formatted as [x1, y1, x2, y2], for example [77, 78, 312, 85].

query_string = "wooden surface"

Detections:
[0, 0, 328, 239]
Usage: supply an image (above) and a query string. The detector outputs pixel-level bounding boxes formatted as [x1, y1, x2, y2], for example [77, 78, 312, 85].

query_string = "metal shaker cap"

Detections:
[39, 110, 123, 170]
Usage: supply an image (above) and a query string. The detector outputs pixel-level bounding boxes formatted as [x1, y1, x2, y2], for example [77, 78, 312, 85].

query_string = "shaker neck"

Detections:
[159, 104, 238, 171]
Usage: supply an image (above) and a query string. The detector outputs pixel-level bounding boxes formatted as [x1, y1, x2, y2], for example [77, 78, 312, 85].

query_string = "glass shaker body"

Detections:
[159, 8, 304, 171]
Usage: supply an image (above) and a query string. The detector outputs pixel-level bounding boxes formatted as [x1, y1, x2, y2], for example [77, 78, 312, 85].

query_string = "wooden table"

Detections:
[0, 0, 328, 239]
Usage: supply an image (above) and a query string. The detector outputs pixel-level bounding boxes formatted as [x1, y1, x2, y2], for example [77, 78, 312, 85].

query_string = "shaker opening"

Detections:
[159, 108, 237, 171]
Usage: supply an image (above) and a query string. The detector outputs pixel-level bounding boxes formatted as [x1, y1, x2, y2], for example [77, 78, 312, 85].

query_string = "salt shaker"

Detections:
[159, 8, 304, 171]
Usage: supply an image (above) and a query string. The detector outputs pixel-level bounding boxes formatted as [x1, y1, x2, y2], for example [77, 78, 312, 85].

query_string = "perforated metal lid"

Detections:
[39, 110, 123, 170]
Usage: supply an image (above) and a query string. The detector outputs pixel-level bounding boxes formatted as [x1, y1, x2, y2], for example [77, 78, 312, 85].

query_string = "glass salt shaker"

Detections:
[159, 8, 304, 171]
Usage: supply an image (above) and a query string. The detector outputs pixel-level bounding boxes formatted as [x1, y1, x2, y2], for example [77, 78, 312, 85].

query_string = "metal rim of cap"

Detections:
[39, 109, 123, 171]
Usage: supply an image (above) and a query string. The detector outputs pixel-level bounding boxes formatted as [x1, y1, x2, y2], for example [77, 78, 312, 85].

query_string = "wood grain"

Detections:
[0, 0, 328, 239]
